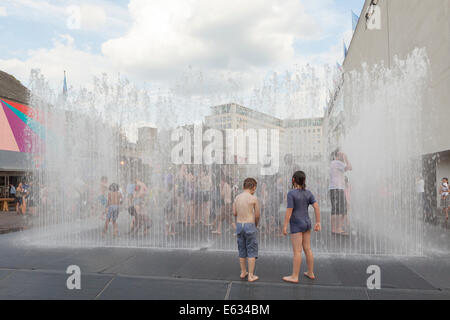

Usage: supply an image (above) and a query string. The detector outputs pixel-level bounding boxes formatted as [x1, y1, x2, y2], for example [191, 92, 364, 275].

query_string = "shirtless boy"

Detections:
[104, 183, 122, 237]
[233, 178, 260, 282]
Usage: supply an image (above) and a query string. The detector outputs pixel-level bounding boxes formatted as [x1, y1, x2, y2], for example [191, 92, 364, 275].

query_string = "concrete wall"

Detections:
[344, 0, 450, 155]
[0, 150, 31, 171]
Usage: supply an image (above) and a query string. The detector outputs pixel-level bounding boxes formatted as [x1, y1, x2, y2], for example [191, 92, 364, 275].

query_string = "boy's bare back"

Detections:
[234, 192, 259, 224]
[108, 191, 122, 206]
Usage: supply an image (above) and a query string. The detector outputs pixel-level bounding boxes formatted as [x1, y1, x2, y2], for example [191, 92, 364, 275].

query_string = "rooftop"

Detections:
[0, 70, 29, 105]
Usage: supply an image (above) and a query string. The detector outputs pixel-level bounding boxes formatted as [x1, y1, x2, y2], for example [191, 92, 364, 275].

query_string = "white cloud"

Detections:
[102, 0, 322, 81]
[0, 0, 355, 100]
[0, 35, 110, 90]
[0, 7, 7, 16]
[2, 0, 127, 33]
[79, 4, 107, 31]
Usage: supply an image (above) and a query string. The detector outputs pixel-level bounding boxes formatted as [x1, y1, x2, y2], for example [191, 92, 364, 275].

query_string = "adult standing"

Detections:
[329, 149, 352, 235]
[200, 167, 212, 226]
[16, 182, 25, 215]
[416, 176, 432, 222]
[212, 175, 232, 234]
[134, 178, 149, 216]
[126, 180, 136, 207]
[439, 177, 449, 222]
[9, 183, 16, 208]
[99, 176, 108, 219]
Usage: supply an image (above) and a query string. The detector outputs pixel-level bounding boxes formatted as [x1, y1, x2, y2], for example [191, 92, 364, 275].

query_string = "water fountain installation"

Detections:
[21, 48, 432, 256]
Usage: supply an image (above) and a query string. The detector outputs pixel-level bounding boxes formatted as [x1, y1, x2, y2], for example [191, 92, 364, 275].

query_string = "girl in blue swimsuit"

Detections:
[282, 171, 321, 284]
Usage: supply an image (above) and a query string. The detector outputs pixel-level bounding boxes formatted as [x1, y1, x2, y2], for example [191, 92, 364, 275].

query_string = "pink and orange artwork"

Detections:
[0, 97, 45, 154]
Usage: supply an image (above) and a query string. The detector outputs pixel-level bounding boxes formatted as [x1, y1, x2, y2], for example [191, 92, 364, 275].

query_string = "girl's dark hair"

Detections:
[292, 171, 306, 189]
[109, 183, 119, 192]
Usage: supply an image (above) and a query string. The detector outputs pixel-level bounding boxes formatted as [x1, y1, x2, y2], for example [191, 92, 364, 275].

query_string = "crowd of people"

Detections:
[91, 162, 322, 239]
[6, 146, 449, 242]
[160, 164, 304, 238]
[3, 149, 350, 239]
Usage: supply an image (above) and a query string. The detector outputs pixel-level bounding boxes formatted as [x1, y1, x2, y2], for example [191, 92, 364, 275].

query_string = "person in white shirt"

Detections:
[416, 176, 431, 221]
[439, 177, 449, 221]
[328, 149, 352, 235]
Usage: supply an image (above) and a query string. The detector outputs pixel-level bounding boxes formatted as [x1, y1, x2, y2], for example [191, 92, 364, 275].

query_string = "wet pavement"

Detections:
[0, 230, 449, 300]
[0, 211, 28, 234]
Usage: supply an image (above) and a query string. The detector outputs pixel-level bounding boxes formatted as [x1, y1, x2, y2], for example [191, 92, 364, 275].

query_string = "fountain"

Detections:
[21, 48, 434, 256]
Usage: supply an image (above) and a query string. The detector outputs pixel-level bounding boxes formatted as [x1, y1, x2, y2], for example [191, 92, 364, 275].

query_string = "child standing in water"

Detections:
[282, 171, 321, 284]
[104, 183, 122, 237]
[233, 178, 260, 282]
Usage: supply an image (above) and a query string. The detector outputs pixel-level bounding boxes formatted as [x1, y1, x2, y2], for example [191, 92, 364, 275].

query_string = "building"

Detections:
[283, 117, 324, 162]
[0, 71, 32, 198]
[326, 0, 450, 209]
[205, 103, 324, 168]
[118, 127, 158, 185]
[205, 103, 284, 131]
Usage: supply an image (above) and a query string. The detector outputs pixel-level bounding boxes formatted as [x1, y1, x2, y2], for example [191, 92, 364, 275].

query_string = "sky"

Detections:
[0, 0, 365, 95]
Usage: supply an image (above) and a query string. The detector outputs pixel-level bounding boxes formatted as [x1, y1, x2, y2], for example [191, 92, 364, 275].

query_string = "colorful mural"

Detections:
[0, 97, 45, 153]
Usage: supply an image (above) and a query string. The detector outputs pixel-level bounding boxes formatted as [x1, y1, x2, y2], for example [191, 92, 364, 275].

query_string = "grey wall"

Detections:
[0, 150, 31, 171]
[344, 0, 450, 155]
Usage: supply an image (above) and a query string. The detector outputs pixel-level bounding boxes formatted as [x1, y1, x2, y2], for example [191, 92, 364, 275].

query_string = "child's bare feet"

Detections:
[303, 272, 315, 280]
[240, 271, 248, 279]
[282, 275, 299, 283]
[248, 274, 259, 282]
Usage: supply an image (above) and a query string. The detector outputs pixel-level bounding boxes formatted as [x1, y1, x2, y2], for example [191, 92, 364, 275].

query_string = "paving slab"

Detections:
[31, 247, 139, 274]
[0, 245, 74, 270]
[0, 269, 14, 281]
[229, 281, 368, 300]
[396, 256, 450, 290]
[0, 232, 448, 299]
[98, 275, 229, 300]
[0, 270, 113, 300]
[329, 256, 437, 290]
[104, 249, 195, 277]
[367, 288, 450, 300]
[0, 212, 27, 234]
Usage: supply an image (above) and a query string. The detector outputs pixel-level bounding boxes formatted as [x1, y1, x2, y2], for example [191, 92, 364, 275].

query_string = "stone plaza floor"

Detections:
[0, 229, 449, 300]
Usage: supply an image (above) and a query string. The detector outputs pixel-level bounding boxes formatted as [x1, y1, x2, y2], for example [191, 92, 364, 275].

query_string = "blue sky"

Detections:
[0, 0, 365, 91]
